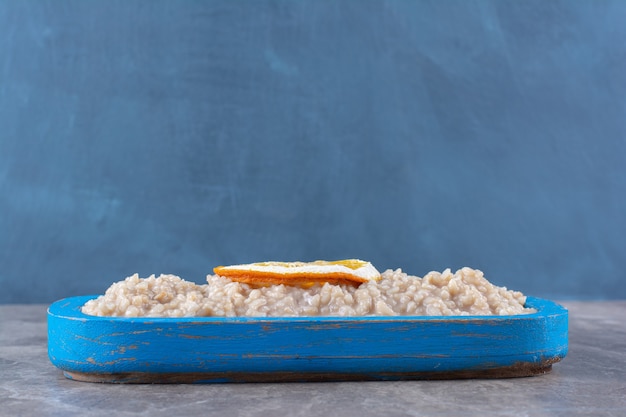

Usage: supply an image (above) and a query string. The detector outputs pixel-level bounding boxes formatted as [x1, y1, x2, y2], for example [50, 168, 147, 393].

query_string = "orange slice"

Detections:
[213, 259, 381, 287]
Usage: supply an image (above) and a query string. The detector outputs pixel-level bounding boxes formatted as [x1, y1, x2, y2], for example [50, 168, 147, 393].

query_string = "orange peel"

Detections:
[213, 259, 381, 287]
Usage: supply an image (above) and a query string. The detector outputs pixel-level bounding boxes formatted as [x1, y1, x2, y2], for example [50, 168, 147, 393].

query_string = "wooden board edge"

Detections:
[62, 358, 560, 384]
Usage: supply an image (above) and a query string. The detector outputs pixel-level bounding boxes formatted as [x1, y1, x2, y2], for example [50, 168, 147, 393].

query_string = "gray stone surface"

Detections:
[1, 301, 625, 416]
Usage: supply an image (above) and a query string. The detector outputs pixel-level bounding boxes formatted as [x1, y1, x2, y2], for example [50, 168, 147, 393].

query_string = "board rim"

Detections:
[48, 295, 568, 383]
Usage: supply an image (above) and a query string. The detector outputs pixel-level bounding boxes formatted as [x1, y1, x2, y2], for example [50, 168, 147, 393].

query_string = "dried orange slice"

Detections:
[213, 259, 381, 287]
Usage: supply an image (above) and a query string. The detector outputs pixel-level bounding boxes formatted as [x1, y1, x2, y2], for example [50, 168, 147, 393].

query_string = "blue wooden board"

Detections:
[48, 296, 568, 383]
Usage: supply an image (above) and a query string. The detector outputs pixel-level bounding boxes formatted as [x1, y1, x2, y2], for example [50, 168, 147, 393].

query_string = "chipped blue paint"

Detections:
[48, 296, 568, 382]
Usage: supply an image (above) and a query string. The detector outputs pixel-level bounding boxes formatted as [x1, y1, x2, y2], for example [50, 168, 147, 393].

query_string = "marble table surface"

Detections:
[1, 301, 625, 417]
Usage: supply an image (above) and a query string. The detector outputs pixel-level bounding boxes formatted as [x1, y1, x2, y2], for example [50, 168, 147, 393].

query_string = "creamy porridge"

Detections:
[81, 267, 533, 317]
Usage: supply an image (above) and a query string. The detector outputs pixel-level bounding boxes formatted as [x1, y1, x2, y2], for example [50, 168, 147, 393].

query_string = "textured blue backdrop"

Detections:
[1, 0, 625, 303]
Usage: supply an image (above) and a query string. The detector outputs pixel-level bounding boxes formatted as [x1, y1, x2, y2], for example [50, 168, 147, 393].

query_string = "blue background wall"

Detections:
[1, 0, 625, 303]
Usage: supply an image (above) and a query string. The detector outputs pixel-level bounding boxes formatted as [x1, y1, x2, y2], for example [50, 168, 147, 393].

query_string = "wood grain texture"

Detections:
[47, 296, 568, 383]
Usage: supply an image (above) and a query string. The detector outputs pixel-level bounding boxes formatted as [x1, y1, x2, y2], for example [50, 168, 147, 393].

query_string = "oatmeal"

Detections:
[81, 267, 533, 317]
